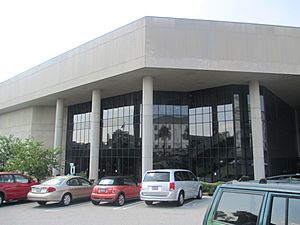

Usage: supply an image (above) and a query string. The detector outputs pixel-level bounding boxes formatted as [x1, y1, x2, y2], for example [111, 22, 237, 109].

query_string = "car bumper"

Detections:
[140, 190, 177, 202]
[27, 192, 62, 203]
[90, 193, 118, 202]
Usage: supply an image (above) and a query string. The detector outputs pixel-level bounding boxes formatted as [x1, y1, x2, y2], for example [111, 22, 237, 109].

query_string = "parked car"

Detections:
[0, 172, 39, 206]
[202, 180, 300, 225]
[90, 176, 140, 206]
[27, 175, 93, 206]
[140, 169, 203, 206]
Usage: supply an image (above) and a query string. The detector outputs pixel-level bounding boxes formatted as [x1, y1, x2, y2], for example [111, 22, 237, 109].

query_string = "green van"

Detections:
[203, 180, 300, 225]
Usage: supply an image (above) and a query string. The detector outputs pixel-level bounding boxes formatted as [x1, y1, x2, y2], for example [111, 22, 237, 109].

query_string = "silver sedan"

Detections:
[27, 176, 93, 206]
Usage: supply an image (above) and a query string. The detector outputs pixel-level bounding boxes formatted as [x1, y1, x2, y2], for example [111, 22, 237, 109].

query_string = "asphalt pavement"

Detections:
[0, 196, 211, 225]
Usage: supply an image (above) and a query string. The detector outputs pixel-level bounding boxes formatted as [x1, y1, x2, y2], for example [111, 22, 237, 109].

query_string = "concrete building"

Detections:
[1, 17, 300, 182]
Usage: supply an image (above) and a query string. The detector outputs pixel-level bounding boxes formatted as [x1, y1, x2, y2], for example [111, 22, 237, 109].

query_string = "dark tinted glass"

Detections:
[270, 197, 286, 225]
[288, 198, 300, 225]
[214, 191, 263, 225]
[174, 171, 184, 181]
[143, 172, 170, 182]
[124, 178, 136, 186]
[0, 175, 14, 183]
[14, 175, 29, 183]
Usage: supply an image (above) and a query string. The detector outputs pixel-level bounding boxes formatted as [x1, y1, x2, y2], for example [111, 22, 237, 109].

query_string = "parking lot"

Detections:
[0, 196, 211, 225]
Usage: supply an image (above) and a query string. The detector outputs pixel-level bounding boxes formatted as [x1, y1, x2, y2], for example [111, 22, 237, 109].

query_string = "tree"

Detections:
[0, 136, 20, 170]
[0, 137, 61, 181]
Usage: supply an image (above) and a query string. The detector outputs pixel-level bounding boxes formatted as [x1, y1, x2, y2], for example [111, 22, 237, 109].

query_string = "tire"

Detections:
[177, 191, 184, 206]
[145, 201, 153, 206]
[37, 201, 47, 206]
[0, 193, 4, 207]
[60, 193, 72, 206]
[91, 200, 99, 205]
[116, 194, 125, 206]
[196, 187, 203, 199]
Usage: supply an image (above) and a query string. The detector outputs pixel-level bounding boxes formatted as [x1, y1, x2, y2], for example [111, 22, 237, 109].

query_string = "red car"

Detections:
[91, 176, 140, 206]
[0, 172, 39, 206]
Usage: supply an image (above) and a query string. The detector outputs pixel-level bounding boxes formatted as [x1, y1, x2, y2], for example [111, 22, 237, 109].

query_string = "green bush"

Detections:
[201, 181, 224, 196]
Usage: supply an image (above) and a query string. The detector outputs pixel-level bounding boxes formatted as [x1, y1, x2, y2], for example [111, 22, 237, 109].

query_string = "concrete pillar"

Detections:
[53, 99, 64, 176]
[89, 89, 101, 181]
[249, 81, 265, 180]
[142, 76, 153, 177]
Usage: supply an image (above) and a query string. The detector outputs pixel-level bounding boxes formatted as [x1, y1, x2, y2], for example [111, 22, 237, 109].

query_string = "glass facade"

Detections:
[100, 92, 142, 179]
[66, 85, 298, 181]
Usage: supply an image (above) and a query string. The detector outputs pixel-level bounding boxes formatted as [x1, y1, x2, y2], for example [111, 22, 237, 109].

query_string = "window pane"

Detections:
[189, 115, 196, 124]
[218, 112, 225, 121]
[225, 111, 233, 121]
[225, 104, 233, 111]
[190, 124, 196, 136]
[196, 107, 202, 114]
[153, 105, 159, 114]
[217, 105, 224, 112]
[103, 110, 108, 119]
[196, 114, 203, 123]
[203, 123, 212, 137]
[124, 106, 130, 116]
[288, 198, 300, 225]
[203, 113, 210, 122]
[166, 105, 173, 115]
[181, 106, 188, 115]
[159, 105, 166, 114]
[214, 192, 263, 225]
[270, 197, 286, 225]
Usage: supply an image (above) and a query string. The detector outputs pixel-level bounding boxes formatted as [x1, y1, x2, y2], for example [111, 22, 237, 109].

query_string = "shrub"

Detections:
[201, 181, 224, 196]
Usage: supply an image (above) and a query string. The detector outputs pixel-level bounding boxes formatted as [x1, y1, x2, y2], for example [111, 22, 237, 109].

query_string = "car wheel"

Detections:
[196, 187, 203, 199]
[91, 200, 99, 205]
[145, 201, 153, 206]
[60, 193, 72, 206]
[0, 193, 4, 207]
[116, 194, 125, 206]
[177, 191, 184, 206]
[37, 201, 47, 206]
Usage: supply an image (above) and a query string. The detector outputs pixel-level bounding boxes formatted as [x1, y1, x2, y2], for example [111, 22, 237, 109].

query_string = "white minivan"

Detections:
[140, 169, 203, 206]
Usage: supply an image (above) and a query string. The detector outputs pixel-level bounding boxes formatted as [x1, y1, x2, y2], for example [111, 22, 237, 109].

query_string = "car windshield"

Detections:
[143, 172, 170, 182]
[42, 177, 66, 186]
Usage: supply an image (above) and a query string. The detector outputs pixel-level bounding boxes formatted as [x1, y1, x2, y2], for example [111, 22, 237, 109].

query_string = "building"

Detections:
[1, 17, 300, 182]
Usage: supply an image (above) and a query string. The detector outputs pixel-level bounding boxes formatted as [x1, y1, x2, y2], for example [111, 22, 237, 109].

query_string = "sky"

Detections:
[0, 0, 300, 83]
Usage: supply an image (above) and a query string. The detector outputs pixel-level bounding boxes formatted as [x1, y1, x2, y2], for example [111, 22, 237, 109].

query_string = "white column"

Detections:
[142, 76, 153, 177]
[89, 89, 101, 181]
[53, 98, 64, 176]
[249, 81, 265, 180]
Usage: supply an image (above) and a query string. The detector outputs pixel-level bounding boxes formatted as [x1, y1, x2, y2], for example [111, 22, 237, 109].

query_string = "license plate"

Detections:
[99, 188, 106, 193]
[152, 186, 158, 190]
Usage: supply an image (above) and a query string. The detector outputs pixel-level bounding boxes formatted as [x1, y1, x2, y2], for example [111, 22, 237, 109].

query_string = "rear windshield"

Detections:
[98, 178, 124, 185]
[143, 172, 170, 182]
[42, 177, 66, 186]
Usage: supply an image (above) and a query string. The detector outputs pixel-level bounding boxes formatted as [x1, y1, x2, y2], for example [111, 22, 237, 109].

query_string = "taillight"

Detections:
[107, 188, 116, 194]
[47, 187, 56, 192]
[138, 183, 142, 189]
[92, 186, 98, 193]
[169, 182, 175, 191]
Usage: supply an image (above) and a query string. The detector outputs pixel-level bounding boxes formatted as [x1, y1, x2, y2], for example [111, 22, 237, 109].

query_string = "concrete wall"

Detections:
[0, 106, 56, 148]
[145, 17, 300, 75]
[31, 106, 56, 148]
[0, 18, 146, 112]
[0, 107, 33, 139]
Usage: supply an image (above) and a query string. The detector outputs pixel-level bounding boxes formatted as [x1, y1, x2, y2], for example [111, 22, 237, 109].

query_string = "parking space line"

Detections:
[44, 209, 62, 212]
[113, 201, 144, 210]
[182, 200, 199, 208]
